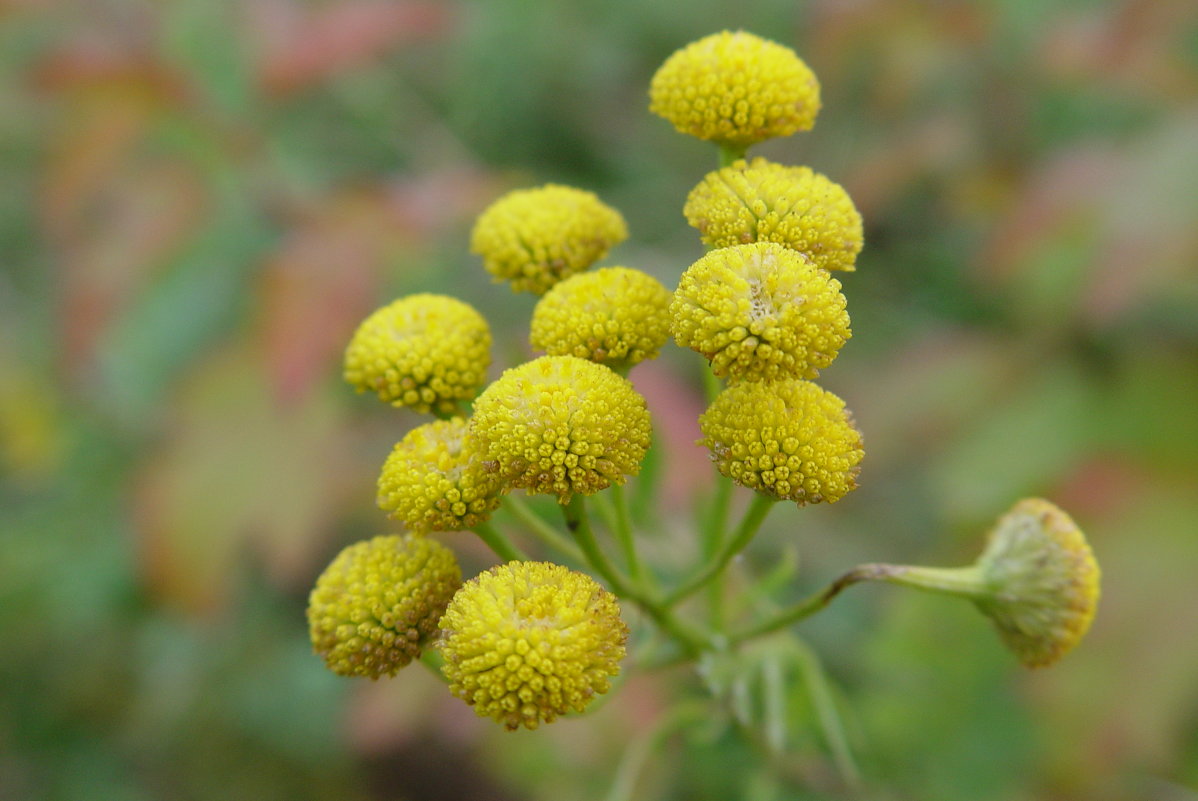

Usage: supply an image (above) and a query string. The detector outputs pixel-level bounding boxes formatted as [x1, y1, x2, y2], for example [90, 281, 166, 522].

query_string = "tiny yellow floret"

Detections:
[530, 266, 672, 368]
[974, 498, 1101, 668]
[469, 356, 651, 502]
[700, 379, 863, 505]
[471, 185, 628, 294]
[377, 417, 507, 532]
[685, 158, 864, 272]
[307, 534, 462, 679]
[671, 242, 851, 382]
[344, 294, 491, 415]
[649, 30, 821, 147]
[438, 561, 628, 730]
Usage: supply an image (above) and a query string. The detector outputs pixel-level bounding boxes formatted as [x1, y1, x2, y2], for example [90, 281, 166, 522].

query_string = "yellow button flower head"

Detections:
[377, 417, 507, 532]
[530, 266, 672, 369]
[438, 561, 628, 730]
[344, 294, 491, 415]
[649, 30, 821, 147]
[307, 534, 462, 679]
[973, 498, 1101, 668]
[700, 378, 863, 504]
[685, 158, 864, 272]
[470, 185, 629, 295]
[469, 356, 652, 502]
[671, 242, 851, 382]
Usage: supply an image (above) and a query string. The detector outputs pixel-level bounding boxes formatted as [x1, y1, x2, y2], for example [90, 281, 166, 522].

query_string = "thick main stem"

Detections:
[564, 495, 709, 656]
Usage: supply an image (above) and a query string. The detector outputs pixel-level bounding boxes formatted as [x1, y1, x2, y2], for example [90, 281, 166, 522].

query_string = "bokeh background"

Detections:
[3, 0, 1197, 799]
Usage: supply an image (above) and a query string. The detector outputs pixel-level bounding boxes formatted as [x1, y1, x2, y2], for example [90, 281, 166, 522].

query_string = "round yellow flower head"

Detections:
[530, 266, 672, 368]
[470, 185, 629, 294]
[973, 498, 1101, 668]
[685, 158, 864, 272]
[649, 30, 821, 147]
[470, 356, 652, 502]
[671, 242, 851, 382]
[377, 417, 508, 532]
[438, 561, 628, 730]
[307, 534, 462, 679]
[700, 379, 863, 504]
[344, 294, 491, 415]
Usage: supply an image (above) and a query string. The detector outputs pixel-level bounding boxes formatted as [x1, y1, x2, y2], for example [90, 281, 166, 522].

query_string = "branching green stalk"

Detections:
[701, 477, 733, 630]
[418, 647, 449, 683]
[610, 484, 646, 585]
[471, 520, 528, 562]
[731, 562, 987, 644]
[665, 493, 777, 607]
[564, 495, 710, 656]
[502, 494, 584, 563]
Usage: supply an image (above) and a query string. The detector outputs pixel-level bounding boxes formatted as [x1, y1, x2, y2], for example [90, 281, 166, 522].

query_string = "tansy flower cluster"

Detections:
[305, 29, 1101, 749]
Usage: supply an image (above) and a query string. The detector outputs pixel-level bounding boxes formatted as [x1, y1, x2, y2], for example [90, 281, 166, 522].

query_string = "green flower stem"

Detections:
[718, 143, 747, 167]
[665, 492, 777, 607]
[731, 562, 988, 644]
[471, 520, 529, 562]
[701, 364, 723, 403]
[610, 484, 646, 585]
[418, 647, 449, 684]
[564, 495, 709, 656]
[702, 477, 733, 629]
[502, 494, 585, 564]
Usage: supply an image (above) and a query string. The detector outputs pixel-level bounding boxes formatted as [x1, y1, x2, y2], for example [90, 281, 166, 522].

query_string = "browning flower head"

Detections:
[377, 417, 508, 532]
[671, 242, 851, 382]
[974, 498, 1101, 668]
[438, 561, 628, 731]
[307, 534, 462, 679]
[470, 185, 629, 294]
[649, 30, 821, 147]
[530, 266, 672, 368]
[344, 294, 491, 415]
[700, 379, 863, 505]
[469, 356, 652, 502]
[685, 158, 864, 272]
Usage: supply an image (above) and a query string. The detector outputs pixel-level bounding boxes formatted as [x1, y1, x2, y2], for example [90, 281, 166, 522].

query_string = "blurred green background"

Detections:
[3, 0, 1197, 799]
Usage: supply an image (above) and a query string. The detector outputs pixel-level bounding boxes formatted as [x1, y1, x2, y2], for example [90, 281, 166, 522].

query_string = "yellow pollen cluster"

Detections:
[648, 30, 821, 147]
[470, 184, 629, 294]
[307, 535, 462, 679]
[438, 561, 628, 730]
[377, 417, 507, 532]
[700, 379, 863, 505]
[671, 242, 851, 382]
[530, 266, 672, 368]
[685, 158, 863, 272]
[974, 499, 1101, 668]
[344, 294, 491, 415]
[469, 356, 652, 502]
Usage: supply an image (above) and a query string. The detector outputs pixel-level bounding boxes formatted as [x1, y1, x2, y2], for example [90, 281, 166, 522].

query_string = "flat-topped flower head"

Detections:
[671, 242, 851, 382]
[344, 294, 491, 415]
[469, 356, 652, 502]
[307, 535, 462, 679]
[974, 498, 1101, 668]
[377, 417, 507, 532]
[530, 266, 672, 369]
[685, 158, 864, 272]
[700, 379, 863, 505]
[471, 185, 628, 294]
[649, 30, 821, 147]
[438, 561, 628, 730]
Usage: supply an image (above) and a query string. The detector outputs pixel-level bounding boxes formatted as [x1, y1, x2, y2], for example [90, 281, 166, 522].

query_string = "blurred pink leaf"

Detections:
[134, 344, 355, 614]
